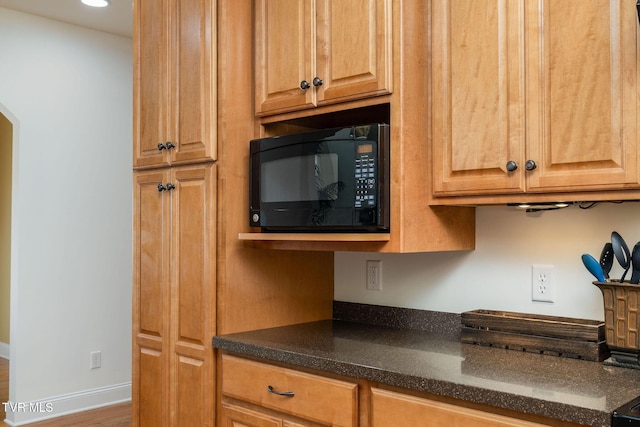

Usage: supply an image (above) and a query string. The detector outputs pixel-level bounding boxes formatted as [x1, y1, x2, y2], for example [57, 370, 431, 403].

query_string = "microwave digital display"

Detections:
[249, 123, 390, 232]
[357, 144, 373, 154]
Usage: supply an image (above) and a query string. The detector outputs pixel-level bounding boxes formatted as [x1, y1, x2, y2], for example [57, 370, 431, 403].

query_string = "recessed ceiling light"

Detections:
[81, 0, 110, 7]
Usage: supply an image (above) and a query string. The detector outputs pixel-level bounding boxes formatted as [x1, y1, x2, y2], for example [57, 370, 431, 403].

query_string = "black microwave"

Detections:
[249, 123, 390, 232]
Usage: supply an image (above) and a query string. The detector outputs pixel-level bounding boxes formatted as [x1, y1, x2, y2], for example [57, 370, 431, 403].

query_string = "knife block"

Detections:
[593, 281, 640, 368]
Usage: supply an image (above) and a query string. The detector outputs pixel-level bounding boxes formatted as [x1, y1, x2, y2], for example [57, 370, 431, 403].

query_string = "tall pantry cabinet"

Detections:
[132, 1, 337, 426]
[132, 0, 217, 425]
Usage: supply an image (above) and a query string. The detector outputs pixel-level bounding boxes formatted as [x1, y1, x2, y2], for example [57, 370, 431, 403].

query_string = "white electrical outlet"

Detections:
[90, 350, 102, 369]
[531, 265, 555, 303]
[366, 260, 382, 291]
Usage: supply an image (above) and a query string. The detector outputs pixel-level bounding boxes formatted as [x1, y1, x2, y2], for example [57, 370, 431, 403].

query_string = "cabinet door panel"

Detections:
[134, 0, 170, 168]
[316, 0, 392, 103]
[171, 164, 216, 346]
[170, 0, 217, 164]
[173, 167, 210, 342]
[138, 348, 169, 427]
[176, 356, 205, 426]
[133, 170, 171, 427]
[525, 0, 639, 191]
[171, 164, 216, 427]
[255, 0, 316, 116]
[134, 170, 170, 340]
[432, 0, 526, 195]
[221, 403, 282, 427]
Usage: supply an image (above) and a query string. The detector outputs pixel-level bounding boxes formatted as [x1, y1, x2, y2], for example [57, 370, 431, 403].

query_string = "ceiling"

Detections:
[0, 0, 132, 38]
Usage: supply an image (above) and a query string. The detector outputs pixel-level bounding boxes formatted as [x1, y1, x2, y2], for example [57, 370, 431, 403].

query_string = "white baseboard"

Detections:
[3, 382, 131, 426]
[0, 342, 9, 360]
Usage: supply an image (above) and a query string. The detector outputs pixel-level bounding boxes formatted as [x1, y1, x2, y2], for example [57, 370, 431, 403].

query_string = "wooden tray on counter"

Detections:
[461, 310, 609, 362]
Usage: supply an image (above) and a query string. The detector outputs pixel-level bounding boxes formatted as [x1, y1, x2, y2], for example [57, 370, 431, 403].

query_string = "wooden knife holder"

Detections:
[461, 309, 608, 362]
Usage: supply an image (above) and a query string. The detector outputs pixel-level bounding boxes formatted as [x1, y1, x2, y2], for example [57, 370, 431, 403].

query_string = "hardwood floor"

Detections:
[19, 403, 131, 427]
[0, 358, 132, 426]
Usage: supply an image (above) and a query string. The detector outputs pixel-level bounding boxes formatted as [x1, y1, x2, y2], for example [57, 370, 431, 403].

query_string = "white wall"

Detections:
[336, 203, 640, 321]
[0, 7, 132, 423]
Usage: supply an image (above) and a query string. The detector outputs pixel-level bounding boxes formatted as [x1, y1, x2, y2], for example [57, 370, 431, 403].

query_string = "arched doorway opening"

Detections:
[0, 105, 18, 421]
[0, 112, 11, 359]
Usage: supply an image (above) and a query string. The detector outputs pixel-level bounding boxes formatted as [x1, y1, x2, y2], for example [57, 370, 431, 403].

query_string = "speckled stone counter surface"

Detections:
[213, 302, 640, 427]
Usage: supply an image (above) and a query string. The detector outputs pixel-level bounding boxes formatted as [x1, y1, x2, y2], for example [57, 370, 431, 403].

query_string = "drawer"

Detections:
[371, 388, 549, 427]
[221, 354, 357, 427]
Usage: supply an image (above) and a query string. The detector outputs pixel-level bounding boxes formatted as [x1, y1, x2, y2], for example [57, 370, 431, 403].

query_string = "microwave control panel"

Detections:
[354, 143, 377, 209]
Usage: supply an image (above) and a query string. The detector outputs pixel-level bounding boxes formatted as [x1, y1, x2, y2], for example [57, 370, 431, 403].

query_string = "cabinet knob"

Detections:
[157, 142, 175, 151]
[506, 161, 518, 172]
[300, 80, 311, 90]
[636, 0, 640, 25]
[525, 160, 537, 171]
[157, 183, 176, 192]
[267, 385, 295, 397]
[312, 77, 323, 87]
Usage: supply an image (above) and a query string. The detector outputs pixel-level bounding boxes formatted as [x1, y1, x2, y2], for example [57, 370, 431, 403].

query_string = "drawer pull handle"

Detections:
[267, 385, 295, 397]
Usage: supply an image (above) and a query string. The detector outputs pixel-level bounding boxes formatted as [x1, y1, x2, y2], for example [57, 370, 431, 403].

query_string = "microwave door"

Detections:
[255, 141, 358, 229]
[260, 153, 342, 204]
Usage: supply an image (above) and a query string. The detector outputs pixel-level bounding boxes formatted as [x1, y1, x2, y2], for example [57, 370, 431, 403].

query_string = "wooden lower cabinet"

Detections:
[371, 388, 552, 427]
[133, 163, 216, 426]
[218, 354, 588, 427]
[221, 402, 309, 427]
[220, 355, 358, 427]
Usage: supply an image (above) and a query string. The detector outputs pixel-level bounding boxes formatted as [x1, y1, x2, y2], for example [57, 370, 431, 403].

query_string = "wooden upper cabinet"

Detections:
[315, 0, 393, 105]
[133, 0, 217, 169]
[432, 0, 526, 195]
[134, 0, 169, 168]
[254, 0, 392, 117]
[525, 0, 638, 193]
[254, 0, 315, 115]
[170, 0, 217, 165]
[432, 0, 640, 198]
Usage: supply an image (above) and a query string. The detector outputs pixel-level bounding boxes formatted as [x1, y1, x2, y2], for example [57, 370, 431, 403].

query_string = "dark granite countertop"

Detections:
[213, 305, 640, 427]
